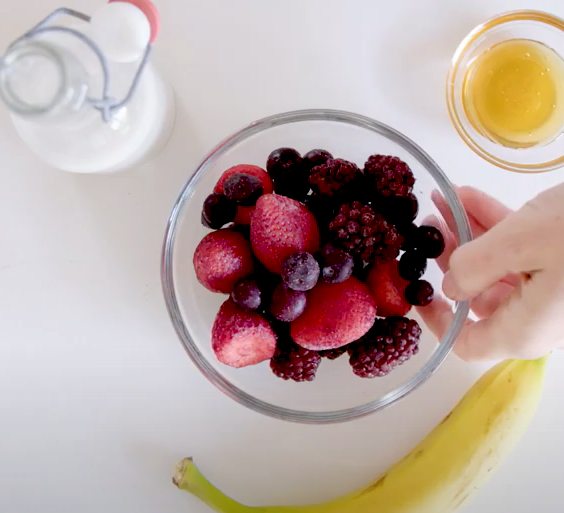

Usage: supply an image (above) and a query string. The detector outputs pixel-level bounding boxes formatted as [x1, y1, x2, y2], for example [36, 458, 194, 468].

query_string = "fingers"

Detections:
[454, 186, 513, 229]
[443, 207, 548, 301]
[469, 282, 514, 319]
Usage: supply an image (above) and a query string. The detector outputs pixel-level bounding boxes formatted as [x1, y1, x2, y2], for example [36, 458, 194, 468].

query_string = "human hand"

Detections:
[419, 184, 564, 362]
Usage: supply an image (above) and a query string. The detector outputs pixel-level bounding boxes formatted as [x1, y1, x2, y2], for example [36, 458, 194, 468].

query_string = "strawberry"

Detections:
[214, 165, 273, 225]
[250, 194, 320, 274]
[366, 259, 412, 318]
[290, 277, 376, 350]
[193, 229, 254, 294]
[212, 299, 277, 368]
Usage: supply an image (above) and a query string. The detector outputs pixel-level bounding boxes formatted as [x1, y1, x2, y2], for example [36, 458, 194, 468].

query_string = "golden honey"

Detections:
[463, 39, 564, 148]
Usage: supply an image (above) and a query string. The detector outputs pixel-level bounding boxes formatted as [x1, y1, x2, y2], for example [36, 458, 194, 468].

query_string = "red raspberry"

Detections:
[348, 317, 421, 378]
[329, 202, 403, 264]
[364, 155, 415, 198]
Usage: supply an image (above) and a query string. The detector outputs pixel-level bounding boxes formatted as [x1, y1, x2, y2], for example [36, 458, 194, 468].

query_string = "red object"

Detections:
[212, 299, 277, 368]
[193, 229, 254, 294]
[291, 278, 377, 351]
[109, 0, 161, 43]
[366, 259, 412, 318]
[250, 194, 320, 274]
[214, 165, 273, 225]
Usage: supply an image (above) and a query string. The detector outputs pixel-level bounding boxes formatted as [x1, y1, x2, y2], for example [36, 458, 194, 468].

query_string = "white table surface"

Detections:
[1, 0, 564, 512]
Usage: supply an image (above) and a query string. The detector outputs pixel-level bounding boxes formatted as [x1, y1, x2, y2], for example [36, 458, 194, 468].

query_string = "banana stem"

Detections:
[173, 458, 256, 513]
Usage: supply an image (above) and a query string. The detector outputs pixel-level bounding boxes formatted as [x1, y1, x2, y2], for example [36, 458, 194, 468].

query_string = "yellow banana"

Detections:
[173, 356, 548, 513]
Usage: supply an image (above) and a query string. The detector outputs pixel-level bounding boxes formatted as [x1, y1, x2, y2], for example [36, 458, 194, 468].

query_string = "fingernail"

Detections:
[442, 271, 460, 300]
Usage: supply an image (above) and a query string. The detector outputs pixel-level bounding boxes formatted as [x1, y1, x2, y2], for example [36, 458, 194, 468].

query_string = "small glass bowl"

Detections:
[447, 10, 564, 173]
[161, 109, 471, 424]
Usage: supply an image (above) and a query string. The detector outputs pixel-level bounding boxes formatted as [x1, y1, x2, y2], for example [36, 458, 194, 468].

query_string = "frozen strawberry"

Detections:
[214, 165, 273, 225]
[250, 194, 320, 274]
[366, 259, 412, 318]
[212, 299, 277, 368]
[193, 229, 254, 294]
[290, 277, 376, 351]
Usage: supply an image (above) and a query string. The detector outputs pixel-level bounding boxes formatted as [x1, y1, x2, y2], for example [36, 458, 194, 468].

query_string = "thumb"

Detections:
[443, 206, 548, 301]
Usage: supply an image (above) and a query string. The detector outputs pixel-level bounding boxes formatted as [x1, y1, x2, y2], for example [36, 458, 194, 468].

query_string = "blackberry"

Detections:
[201, 193, 237, 229]
[309, 159, 362, 198]
[328, 202, 403, 264]
[416, 225, 445, 259]
[378, 193, 419, 225]
[364, 155, 415, 198]
[270, 339, 322, 382]
[348, 317, 421, 378]
[319, 346, 347, 360]
[399, 251, 427, 282]
[405, 280, 434, 307]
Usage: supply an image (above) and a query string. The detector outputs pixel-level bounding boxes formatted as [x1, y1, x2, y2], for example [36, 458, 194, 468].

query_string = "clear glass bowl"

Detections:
[447, 10, 564, 173]
[161, 109, 471, 424]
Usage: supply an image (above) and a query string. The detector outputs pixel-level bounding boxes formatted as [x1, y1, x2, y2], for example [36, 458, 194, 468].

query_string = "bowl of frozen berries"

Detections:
[162, 109, 471, 423]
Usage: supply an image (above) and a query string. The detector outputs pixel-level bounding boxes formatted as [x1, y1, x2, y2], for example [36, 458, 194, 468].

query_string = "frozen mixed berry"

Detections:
[319, 346, 348, 360]
[212, 299, 277, 368]
[379, 193, 419, 225]
[231, 278, 262, 310]
[366, 259, 411, 318]
[348, 317, 421, 378]
[251, 194, 320, 274]
[193, 229, 254, 294]
[318, 244, 354, 284]
[303, 149, 333, 170]
[281, 252, 320, 292]
[329, 201, 403, 264]
[398, 222, 419, 251]
[405, 280, 434, 307]
[223, 173, 264, 206]
[269, 283, 307, 322]
[267, 148, 302, 180]
[267, 148, 310, 201]
[270, 338, 321, 382]
[364, 155, 415, 198]
[398, 251, 427, 282]
[303, 195, 338, 233]
[416, 225, 445, 259]
[291, 278, 376, 351]
[214, 165, 273, 225]
[309, 158, 361, 198]
[201, 193, 237, 229]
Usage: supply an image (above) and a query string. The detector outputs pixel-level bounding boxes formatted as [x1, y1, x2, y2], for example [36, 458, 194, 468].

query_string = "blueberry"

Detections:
[281, 252, 320, 291]
[201, 193, 237, 229]
[266, 148, 302, 181]
[223, 173, 263, 206]
[267, 148, 310, 201]
[399, 251, 427, 282]
[269, 283, 307, 322]
[318, 244, 354, 284]
[398, 222, 419, 251]
[405, 280, 434, 307]
[303, 149, 333, 170]
[417, 226, 445, 258]
[231, 278, 262, 310]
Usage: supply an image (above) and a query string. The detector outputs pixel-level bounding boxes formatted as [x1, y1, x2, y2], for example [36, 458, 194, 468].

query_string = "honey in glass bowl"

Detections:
[463, 38, 564, 148]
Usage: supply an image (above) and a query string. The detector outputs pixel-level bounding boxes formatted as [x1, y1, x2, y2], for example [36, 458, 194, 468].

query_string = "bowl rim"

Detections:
[446, 9, 564, 173]
[161, 109, 472, 424]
